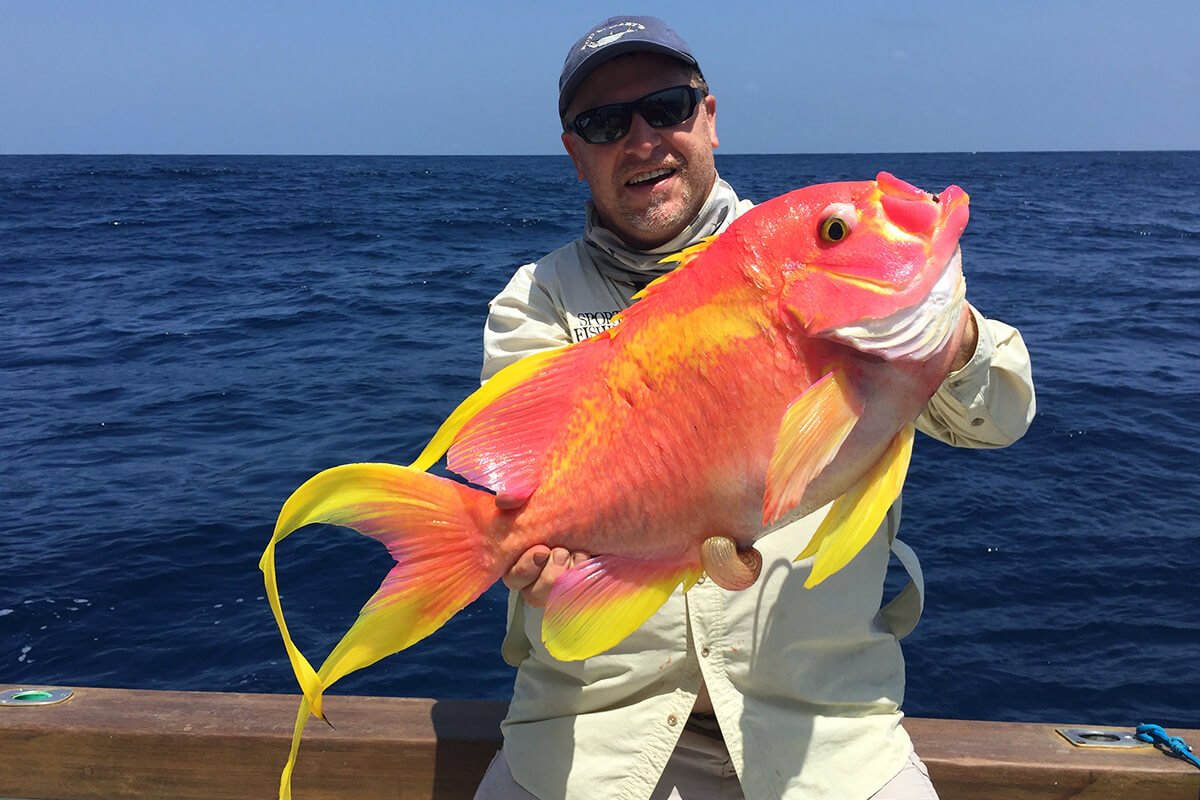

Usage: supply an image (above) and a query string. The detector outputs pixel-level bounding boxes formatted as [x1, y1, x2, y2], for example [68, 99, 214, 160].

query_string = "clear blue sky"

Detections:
[3, 0, 1197, 154]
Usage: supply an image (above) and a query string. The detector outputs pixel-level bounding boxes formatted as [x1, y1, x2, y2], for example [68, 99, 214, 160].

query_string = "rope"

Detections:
[1136, 723, 1200, 770]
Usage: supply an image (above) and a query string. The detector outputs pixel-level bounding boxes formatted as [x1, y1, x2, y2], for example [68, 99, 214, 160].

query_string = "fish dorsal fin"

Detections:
[409, 345, 564, 472]
[409, 236, 718, 497]
[762, 369, 862, 525]
[598, 235, 719, 343]
[632, 235, 718, 297]
[542, 554, 702, 660]
[414, 337, 609, 502]
[796, 423, 915, 588]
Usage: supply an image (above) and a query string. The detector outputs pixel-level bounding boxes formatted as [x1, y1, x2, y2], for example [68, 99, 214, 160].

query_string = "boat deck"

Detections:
[2, 685, 1197, 799]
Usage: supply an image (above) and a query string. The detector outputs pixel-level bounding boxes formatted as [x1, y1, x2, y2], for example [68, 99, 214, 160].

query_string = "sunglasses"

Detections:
[567, 85, 706, 145]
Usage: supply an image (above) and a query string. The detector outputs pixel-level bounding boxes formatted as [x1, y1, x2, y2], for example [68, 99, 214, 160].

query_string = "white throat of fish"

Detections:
[826, 248, 966, 360]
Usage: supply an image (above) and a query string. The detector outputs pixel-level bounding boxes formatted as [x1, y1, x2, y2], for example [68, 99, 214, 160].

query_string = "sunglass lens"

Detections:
[641, 87, 697, 128]
[571, 86, 700, 144]
[576, 109, 630, 144]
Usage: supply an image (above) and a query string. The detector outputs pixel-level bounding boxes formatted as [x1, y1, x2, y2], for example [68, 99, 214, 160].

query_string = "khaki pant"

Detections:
[474, 726, 940, 800]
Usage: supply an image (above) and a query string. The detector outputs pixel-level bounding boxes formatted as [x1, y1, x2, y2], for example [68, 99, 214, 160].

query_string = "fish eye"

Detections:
[818, 203, 857, 243]
[820, 216, 850, 242]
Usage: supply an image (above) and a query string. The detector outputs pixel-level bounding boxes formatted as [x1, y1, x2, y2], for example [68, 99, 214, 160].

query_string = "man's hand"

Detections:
[503, 546, 591, 608]
[950, 303, 978, 372]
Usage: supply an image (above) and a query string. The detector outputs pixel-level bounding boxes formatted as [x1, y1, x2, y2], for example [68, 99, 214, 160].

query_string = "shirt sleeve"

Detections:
[916, 304, 1036, 448]
[481, 262, 572, 383]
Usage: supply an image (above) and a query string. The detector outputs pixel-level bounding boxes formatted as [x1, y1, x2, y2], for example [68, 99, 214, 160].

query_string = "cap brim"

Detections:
[558, 42, 699, 118]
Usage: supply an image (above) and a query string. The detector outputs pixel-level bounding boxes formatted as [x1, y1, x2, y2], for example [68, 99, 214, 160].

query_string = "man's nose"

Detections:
[623, 112, 664, 152]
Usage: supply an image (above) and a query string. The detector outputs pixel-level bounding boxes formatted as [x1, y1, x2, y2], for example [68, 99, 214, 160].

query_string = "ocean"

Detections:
[2, 152, 1198, 730]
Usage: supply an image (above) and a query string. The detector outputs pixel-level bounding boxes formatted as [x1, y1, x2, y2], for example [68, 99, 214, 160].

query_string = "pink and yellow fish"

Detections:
[261, 172, 970, 797]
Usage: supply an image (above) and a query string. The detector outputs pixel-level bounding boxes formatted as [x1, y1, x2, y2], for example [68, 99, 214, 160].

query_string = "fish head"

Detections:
[773, 172, 969, 361]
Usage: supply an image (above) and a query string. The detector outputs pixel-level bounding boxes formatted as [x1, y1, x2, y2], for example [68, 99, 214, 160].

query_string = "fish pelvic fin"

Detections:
[260, 462, 504, 799]
[796, 423, 915, 588]
[541, 554, 702, 661]
[762, 369, 862, 525]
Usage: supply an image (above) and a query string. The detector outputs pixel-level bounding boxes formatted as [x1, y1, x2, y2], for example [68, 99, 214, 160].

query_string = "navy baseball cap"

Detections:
[558, 16, 700, 119]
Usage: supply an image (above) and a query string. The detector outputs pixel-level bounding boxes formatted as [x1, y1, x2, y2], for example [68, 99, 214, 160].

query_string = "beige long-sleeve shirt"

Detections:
[481, 198, 1035, 800]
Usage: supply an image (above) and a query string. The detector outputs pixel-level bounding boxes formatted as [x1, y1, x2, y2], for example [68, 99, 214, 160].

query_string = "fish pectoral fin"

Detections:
[762, 369, 862, 525]
[796, 423, 915, 588]
[541, 554, 702, 661]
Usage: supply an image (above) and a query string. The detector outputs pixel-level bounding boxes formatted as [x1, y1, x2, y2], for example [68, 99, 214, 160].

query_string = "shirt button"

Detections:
[970, 417, 985, 427]
[667, 714, 678, 727]
[701, 646, 711, 657]
[696, 576, 706, 585]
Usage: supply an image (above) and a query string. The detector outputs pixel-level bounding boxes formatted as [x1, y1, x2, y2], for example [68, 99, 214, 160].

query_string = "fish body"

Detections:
[262, 172, 969, 798]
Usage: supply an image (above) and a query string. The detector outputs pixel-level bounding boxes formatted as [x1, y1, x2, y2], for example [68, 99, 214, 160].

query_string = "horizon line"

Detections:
[2, 147, 1198, 158]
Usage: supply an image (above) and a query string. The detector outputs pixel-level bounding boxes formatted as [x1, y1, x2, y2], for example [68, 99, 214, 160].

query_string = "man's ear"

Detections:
[561, 132, 586, 180]
[705, 95, 719, 149]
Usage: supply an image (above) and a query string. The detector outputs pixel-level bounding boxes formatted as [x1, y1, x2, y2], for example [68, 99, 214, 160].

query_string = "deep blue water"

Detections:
[2, 152, 1198, 730]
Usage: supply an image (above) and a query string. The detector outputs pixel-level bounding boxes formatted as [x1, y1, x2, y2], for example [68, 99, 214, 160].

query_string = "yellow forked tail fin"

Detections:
[260, 462, 504, 799]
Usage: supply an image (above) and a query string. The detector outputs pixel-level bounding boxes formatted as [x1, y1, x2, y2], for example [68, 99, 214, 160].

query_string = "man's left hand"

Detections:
[951, 304, 978, 373]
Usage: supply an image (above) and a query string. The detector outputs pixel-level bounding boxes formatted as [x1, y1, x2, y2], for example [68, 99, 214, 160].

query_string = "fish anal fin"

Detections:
[797, 423, 915, 588]
[762, 369, 862, 525]
[541, 554, 701, 661]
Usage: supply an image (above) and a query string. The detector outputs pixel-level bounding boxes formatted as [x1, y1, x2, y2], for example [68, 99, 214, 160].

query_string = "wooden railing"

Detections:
[1, 685, 1197, 799]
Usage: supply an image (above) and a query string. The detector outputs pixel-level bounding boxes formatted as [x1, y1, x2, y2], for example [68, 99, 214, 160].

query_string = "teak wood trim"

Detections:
[1, 685, 1197, 799]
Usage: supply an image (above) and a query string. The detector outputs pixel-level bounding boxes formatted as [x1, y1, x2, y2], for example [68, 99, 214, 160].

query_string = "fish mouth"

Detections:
[824, 247, 966, 361]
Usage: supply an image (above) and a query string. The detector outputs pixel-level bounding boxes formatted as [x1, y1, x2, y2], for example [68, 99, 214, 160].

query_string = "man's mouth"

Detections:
[626, 167, 675, 187]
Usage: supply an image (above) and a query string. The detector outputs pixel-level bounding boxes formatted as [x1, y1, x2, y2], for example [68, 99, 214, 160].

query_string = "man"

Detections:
[474, 16, 1035, 800]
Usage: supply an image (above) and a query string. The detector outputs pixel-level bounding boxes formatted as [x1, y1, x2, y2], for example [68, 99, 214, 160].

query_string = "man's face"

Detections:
[561, 52, 719, 250]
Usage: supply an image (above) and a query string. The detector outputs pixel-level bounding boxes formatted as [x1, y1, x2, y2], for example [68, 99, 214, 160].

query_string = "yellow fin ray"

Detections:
[762, 369, 862, 525]
[408, 345, 566, 472]
[277, 697, 313, 800]
[627, 235, 720, 302]
[796, 423, 915, 588]
[542, 554, 702, 660]
[261, 463, 502, 799]
[602, 235, 720, 342]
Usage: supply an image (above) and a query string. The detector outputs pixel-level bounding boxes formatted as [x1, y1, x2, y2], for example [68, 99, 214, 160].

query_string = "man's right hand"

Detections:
[502, 546, 590, 608]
